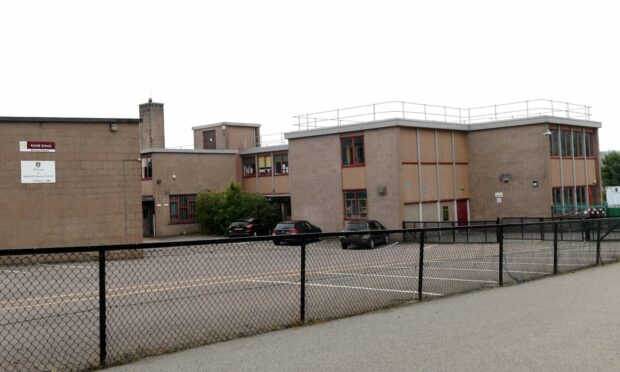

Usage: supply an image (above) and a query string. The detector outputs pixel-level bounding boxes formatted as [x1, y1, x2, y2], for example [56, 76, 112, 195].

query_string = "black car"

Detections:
[272, 220, 322, 244]
[226, 218, 270, 237]
[340, 220, 388, 249]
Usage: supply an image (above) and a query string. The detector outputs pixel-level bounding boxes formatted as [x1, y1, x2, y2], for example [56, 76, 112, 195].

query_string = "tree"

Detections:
[602, 150, 620, 187]
[195, 182, 280, 235]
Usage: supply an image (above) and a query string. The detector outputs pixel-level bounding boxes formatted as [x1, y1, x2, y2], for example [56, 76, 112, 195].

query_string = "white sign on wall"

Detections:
[21, 161, 56, 183]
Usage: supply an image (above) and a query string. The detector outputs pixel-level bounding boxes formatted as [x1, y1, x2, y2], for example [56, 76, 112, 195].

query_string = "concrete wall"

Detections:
[139, 101, 165, 149]
[289, 135, 343, 232]
[148, 152, 238, 237]
[468, 124, 552, 220]
[194, 125, 258, 150]
[0, 120, 142, 249]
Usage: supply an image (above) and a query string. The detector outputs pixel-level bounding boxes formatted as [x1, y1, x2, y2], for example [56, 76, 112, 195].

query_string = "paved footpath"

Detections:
[108, 262, 620, 372]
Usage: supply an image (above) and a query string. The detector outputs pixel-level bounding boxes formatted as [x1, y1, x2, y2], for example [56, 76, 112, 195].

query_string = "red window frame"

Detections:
[341, 135, 365, 167]
[257, 154, 273, 177]
[169, 194, 196, 224]
[343, 189, 368, 220]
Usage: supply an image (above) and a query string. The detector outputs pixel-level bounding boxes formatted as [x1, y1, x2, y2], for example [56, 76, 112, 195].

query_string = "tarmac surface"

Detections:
[107, 260, 620, 372]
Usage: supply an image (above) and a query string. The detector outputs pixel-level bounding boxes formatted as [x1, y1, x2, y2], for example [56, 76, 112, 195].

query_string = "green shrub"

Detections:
[195, 182, 280, 235]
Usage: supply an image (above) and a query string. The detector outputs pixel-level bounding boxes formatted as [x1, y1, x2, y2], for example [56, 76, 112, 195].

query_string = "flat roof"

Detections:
[239, 144, 289, 155]
[285, 116, 602, 140]
[141, 148, 238, 155]
[192, 122, 261, 130]
[0, 116, 141, 124]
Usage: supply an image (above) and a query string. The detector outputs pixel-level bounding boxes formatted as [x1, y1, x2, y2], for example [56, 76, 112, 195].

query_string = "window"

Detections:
[585, 132, 594, 157]
[274, 153, 289, 175]
[552, 188, 562, 205]
[141, 157, 152, 179]
[442, 206, 450, 221]
[563, 188, 574, 205]
[574, 131, 584, 157]
[561, 130, 573, 157]
[243, 156, 256, 177]
[169, 194, 196, 223]
[576, 186, 586, 205]
[549, 130, 560, 156]
[344, 190, 367, 219]
[341, 136, 365, 166]
[258, 155, 272, 176]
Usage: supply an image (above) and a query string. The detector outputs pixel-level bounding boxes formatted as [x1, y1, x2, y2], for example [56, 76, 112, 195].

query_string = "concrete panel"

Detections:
[439, 164, 454, 200]
[401, 164, 420, 203]
[419, 129, 436, 163]
[421, 165, 438, 201]
[574, 159, 586, 186]
[257, 176, 273, 195]
[342, 166, 366, 190]
[586, 159, 597, 185]
[455, 164, 470, 199]
[550, 159, 562, 187]
[422, 203, 439, 222]
[242, 177, 257, 194]
[454, 132, 468, 163]
[403, 204, 420, 221]
[274, 175, 289, 194]
[400, 128, 418, 163]
[437, 131, 452, 163]
[227, 126, 257, 149]
[142, 180, 153, 197]
[562, 160, 574, 186]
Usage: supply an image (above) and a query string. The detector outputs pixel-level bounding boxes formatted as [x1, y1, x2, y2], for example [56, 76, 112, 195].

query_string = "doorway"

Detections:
[456, 199, 468, 225]
[142, 201, 155, 237]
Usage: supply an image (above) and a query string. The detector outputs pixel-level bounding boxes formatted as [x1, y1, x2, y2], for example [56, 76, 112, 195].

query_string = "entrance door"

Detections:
[142, 201, 155, 237]
[456, 199, 468, 225]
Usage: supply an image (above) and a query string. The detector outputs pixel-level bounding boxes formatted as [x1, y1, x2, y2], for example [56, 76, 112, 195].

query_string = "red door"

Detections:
[456, 199, 468, 225]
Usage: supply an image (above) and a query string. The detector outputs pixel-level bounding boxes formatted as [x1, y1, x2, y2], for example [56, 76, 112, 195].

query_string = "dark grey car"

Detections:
[340, 220, 388, 249]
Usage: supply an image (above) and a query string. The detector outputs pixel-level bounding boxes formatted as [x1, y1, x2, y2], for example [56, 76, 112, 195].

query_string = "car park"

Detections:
[226, 218, 270, 237]
[272, 220, 322, 244]
[340, 220, 388, 249]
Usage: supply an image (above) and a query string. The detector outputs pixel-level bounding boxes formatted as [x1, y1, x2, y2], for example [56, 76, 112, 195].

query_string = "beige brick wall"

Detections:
[468, 124, 552, 220]
[139, 102, 165, 149]
[148, 152, 238, 237]
[0, 121, 142, 249]
[289, 135, 343, 232]
[365, 128, 402, 229]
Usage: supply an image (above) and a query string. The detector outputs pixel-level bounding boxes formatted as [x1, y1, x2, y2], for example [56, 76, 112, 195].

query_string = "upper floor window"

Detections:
[141, 157, 152, 179]
[585, 132, 594, 157]
[274, 153, 289, 175]
[561, 130, 573, 157]
[243, 156, 256, 177]
[549, 130, 560, 157]
[258, 155, 272, 176]
[169, 194, 196, 224]
[574, 131, 584, 157]
[341, 136, 365, 166]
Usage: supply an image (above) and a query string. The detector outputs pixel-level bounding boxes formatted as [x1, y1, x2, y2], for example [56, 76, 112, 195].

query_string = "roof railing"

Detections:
[292, 99, 592, 131]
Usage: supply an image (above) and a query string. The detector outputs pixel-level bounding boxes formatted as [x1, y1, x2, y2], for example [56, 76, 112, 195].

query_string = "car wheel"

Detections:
[341, 242, 348, 250]
[369, 238, 375, 249]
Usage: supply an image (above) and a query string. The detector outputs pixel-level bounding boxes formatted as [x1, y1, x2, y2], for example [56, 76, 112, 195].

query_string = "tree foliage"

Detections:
[195, 182, 280, 235]
[602, 150, 620, 187]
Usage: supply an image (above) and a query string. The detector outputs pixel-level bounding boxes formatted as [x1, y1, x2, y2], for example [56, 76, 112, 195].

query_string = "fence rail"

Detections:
[1, 218, 619, 371]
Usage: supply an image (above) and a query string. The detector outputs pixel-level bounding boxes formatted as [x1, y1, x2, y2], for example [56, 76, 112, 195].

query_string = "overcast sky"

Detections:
[1, 0, 618, 150]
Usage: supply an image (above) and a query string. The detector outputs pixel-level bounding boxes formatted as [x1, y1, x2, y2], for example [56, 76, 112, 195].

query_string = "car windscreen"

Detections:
[344, 222, 369, 231]
[275, 223, 295, 229]
[230, 221, 249, 227]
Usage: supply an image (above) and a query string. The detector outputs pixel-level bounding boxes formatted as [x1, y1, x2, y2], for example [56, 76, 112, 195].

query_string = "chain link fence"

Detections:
[1, 218, 619, 371]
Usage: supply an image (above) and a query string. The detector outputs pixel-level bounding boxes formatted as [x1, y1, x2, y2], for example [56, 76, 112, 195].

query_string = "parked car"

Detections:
[272, 220, 322, 244]
[340, 220, 388, 249]
[226, 218, 270, 237]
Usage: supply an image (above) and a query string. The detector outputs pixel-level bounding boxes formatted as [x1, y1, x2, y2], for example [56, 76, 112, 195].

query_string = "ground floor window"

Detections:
[344, 190, 367, 219]
[169, 194, 196, 223]
[442, 206, 450, 221]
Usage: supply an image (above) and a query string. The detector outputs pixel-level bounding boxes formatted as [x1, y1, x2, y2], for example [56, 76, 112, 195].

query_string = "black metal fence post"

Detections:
[418, 230, 425, 301]
[539, 217, 544, 241]
[553, 222, 558, 274]
[497, 223, 504, 287]
[452, 222, 456, 243]
[98, 248, 107, 368]
[521, 218, 524, 239]
[300, 243, 306, 323]
[596, 220, 601, 265]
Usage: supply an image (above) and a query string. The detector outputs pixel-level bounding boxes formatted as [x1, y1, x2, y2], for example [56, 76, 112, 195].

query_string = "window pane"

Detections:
[550, 131, 559, 156]
[354, 136, 365, 164]
[342, 138, 353, 166]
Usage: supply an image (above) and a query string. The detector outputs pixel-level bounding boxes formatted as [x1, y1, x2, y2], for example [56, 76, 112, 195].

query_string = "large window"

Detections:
[549, 130, 560, 157]
[258, 155, 272, 176]
[344, 190, 367, 219]
[585, 132, 594, 157]
[243, 156, 256, 177]
[274, 153, 288, 175]
[563, 188, 574, 205]
[574, 131, 584, 157]
[576, 186, 586, 205]
[141, 157, 152, 180]
[561, 130, 573, 157]
[341, 136, 365, 166]
[552, 187, 562, 205]
[169, 194, 196, 224]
